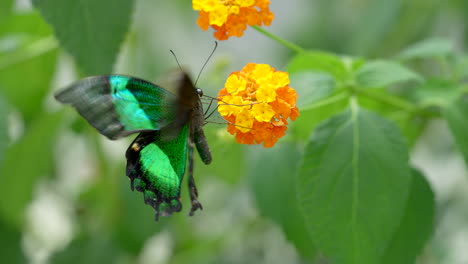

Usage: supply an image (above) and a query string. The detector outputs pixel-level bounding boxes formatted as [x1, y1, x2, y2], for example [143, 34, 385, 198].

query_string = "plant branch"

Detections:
[252, 25, 305, 54]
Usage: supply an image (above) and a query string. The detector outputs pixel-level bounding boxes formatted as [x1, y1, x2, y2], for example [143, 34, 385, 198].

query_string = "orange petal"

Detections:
[213, 26, 229, 40]
[197, 11, 210, 30]
[290, 107, 300, 121]
[235, 131, 255, 145]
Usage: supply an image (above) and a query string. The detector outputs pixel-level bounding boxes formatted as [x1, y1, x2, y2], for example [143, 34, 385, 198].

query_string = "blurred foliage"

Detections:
[0, 111, 63, 227]
[32, 0, 134, 75]
[0, 0, 467, 264]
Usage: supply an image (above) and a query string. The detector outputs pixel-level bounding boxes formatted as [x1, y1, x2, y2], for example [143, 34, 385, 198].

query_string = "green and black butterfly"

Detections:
[55, 70, 212, 220]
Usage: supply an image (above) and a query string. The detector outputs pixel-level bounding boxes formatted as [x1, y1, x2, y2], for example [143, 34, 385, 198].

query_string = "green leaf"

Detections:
[247, 143, 317, 261]
[0, 0, 13, 19]
[392, 114, 427, 147]
[0, 49, 57, 122]
[382, 168, 435, 264]
[0, 12, 52, 37]
[412, 79, 459, 107]
[51, 236, 120, 264]
[33, 0, 135, 75]
[0, 219, 26, 263]
[355, 88, 427, 146]
[397, 38, 454, 60]
[0, 12, 57, 123]
[290, 71, 336, 108]
[297, 105, 412, 263]
[355, 60, 423, 88]
[287, 51, 349, 83]
[0, 96, 9, 165]
[0, 111, 63, 227]
[444, 95, 468, 166]
[291, 92, 348, 141]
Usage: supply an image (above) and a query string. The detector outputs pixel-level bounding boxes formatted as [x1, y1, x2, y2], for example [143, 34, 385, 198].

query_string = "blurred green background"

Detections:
[0, 0, 467, 263]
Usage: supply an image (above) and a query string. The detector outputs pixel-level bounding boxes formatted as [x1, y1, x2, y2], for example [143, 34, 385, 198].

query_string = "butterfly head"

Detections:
[196, 88, 203, 97]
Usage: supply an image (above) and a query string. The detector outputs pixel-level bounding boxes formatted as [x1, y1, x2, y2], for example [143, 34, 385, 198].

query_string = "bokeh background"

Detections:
[0, 0, 467, 263]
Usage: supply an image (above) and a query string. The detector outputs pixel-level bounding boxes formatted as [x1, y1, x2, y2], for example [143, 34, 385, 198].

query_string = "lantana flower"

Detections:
[218, 63, 299, 147]
[193, 0, 274, 40]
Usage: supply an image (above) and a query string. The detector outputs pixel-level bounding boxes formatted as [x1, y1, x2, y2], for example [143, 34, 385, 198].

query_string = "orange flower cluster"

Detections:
[217, 63, 299, 147]
[193, 0, 274, 40]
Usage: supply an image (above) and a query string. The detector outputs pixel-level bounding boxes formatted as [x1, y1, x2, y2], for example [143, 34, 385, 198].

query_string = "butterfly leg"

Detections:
[188, 141, 203, 216]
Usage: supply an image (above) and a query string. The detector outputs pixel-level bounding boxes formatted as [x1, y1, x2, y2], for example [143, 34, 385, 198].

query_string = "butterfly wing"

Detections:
[55, 75, 179, 139]
[158, 70, 200, 139]
[125, 125, 189, 220]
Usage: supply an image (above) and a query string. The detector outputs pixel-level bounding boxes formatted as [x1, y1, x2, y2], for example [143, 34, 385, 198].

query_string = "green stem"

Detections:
[349, 95, 359, 112]
[252, 25, 305, 54]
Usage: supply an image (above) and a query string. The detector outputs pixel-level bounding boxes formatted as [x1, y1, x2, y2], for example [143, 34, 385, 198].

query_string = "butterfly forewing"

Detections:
[55, 75, 179, 139]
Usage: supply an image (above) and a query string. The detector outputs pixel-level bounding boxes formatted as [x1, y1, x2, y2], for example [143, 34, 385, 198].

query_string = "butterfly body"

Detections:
[55, 71, 211, 220]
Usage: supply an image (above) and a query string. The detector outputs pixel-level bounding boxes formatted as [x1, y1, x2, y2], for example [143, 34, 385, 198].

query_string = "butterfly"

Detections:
[55, 70, 212, 220]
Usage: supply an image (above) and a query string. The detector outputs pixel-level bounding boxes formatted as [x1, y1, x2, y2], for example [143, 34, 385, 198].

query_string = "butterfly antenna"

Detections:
[170, 49, 183, 72]
[195, 41, 218, 86]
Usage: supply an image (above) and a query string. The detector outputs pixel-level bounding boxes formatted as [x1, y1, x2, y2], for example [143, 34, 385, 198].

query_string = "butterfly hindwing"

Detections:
[125, 125, 189, 220]
[55, 75, 179, 139]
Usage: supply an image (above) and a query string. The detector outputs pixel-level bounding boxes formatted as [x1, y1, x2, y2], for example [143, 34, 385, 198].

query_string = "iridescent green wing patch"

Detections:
[55, 75, 178, 139]
[126, 124, 189, 220]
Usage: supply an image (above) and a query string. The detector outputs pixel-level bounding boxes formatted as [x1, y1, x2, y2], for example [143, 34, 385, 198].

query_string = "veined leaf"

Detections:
[297, 105, 412, 263]
[444, 95, 468, 167]
[289, 71, 336, 108]
[33, 0, 135, 75]
[287, 51, 349, 83]
[382, 168, 435, 264]
[291, 92, 348, 141]
[356, 60, 423, 88]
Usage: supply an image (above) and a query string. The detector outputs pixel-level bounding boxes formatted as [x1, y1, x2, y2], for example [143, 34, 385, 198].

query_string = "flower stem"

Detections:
[252, 25, 305, 54]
